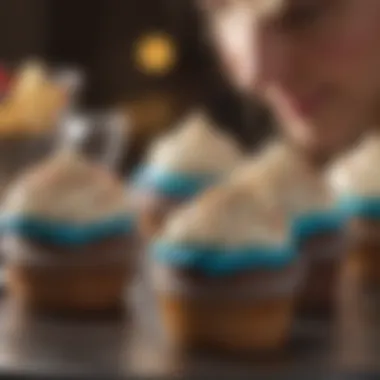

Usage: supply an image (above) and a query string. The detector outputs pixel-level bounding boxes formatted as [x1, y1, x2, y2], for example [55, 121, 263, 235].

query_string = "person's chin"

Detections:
[287, 138, 332, 166]
[283, 124, 340, 165]
[284, 114, 355, 164]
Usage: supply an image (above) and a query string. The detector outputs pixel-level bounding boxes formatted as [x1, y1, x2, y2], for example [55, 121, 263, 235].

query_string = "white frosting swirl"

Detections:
[145, 111, 243, 174]
[328, 133, 380, 197]
[2, 150, 132, 223]
[158, 141, 335, 247]
[253, 140, 334, 215]
[160, 179, 288, 247]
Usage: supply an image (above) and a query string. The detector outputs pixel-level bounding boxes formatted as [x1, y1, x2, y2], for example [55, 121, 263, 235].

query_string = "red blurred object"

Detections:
[0, 65, 10, 96]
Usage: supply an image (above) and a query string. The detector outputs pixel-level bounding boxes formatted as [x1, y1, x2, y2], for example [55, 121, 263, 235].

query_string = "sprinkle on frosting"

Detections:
[144, 111, 243, 175]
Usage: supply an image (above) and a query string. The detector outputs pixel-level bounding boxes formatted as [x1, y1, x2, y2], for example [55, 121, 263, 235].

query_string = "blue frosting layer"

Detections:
[0, 214, 135, 246]
[338, 195, 380, 220]
[291, 210, 343, 245]
[151, 240, 296, 276]
[132, 165, 216, 199]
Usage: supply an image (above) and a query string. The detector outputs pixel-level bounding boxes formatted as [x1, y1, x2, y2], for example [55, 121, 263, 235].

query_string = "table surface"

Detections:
[0, 261, 377, 380]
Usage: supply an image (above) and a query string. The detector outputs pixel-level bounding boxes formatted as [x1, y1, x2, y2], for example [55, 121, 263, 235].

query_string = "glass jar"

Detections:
[57, 109, 129, 174]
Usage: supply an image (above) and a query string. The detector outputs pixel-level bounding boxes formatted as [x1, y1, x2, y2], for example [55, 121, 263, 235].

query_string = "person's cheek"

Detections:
[314, 13, 379, 83]
[213, 10, 256, 91]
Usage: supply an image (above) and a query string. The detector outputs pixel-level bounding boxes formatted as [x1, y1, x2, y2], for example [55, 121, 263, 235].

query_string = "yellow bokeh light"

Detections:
[134, 32, 177, 76]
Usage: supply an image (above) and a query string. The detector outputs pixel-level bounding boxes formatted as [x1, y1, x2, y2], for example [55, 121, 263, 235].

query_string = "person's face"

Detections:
[202, 0, 380, 159]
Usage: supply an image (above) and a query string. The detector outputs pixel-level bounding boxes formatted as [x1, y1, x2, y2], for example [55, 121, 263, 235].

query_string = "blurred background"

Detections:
[0, 4, 377, 379]
[0, 0, 273, 173]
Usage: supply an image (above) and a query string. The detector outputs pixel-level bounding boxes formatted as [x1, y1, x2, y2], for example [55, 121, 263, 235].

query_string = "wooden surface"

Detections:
[0, 260, 377, 378]
[0, 136, 374, 378]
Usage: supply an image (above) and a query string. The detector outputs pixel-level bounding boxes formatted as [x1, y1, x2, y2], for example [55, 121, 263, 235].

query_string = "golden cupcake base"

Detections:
[7, 264, 131, 316]
[349, 247, 380, 287]
[348, 218, 380, 288]
[298, 233, 344, 315]
[298, 259, 341, 316]
[2, 235, 137, 316]
[157, 295, 294, 352]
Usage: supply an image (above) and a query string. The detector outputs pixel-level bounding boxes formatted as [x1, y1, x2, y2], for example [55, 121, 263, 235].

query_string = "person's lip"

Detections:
[265, 85, 330, 119]
[287, 91, 326, 116]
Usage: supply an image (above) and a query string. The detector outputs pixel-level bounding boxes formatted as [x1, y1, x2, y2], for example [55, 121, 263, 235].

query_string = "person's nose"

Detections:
[252, 23, 290, 92]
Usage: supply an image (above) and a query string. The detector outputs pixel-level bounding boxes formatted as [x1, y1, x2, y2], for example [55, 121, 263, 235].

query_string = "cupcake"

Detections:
[256, 141, 344, 314]
[133, 111, 243, 238]
[1, 150, 136, 314]
[150, 180, 300, 352]
[0, 61, 80, 198]
[328, 133, 380, 286]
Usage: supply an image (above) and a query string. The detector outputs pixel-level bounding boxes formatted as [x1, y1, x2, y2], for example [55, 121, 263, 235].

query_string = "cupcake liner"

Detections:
[1, 233, 138, 268]
[132, 165, 217, 199]
[302, 235, 347, 261]
[7, 263, 131, 313]
[151, 261, 304, 300]
[291, 209, 344, 247]
[345, 217, 380, 248]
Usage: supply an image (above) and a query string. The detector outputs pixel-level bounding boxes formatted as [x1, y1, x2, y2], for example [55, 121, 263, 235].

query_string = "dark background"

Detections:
[0, 0, 273, 151]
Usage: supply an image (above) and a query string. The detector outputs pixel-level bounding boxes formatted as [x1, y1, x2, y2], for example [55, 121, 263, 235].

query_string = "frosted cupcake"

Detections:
[1, 150, 136, 314]
[256, 141, 344, 314]
[150, 181, 300, 352]
[133, 111, 243, 238]
[328, 133, 380, 286]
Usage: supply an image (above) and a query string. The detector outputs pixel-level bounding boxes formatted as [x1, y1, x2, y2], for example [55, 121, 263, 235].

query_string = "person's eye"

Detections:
[277, 2, 328, 31]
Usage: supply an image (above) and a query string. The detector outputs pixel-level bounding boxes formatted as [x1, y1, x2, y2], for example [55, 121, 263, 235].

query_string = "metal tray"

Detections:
[0, 263, 378, 379]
